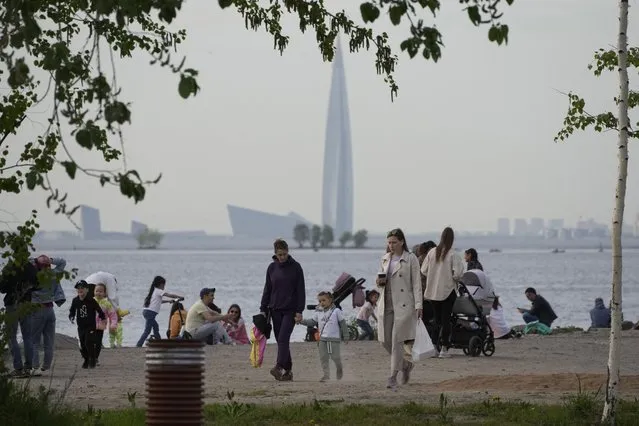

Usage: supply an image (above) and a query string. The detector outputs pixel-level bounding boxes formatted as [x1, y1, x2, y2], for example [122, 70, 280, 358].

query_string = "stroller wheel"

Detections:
[468, 336, 482, 357]
[482, 340, 495, 357]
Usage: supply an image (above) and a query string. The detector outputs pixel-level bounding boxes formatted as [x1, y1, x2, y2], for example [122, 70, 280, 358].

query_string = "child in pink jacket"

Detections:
[94, 284, 118, 363]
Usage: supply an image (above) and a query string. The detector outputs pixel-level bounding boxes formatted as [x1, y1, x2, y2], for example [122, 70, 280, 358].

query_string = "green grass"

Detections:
[3, 375, 639, 425]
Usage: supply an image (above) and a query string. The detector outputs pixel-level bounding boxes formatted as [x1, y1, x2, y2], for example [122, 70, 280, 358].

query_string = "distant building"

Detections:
[496, 218, 510, 236]
[131, 221, 148, 237]
[529, 218, 544, 236]
[547, 218, 564, 230]
[513, 218, 528, 236]
[80, 205, 102, 240]
[227, 205, 311, 239]
[321, 38, 354, 237]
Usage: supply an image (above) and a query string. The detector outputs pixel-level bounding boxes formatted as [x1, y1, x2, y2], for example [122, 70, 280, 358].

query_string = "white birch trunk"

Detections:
[602, 0, 629, 423]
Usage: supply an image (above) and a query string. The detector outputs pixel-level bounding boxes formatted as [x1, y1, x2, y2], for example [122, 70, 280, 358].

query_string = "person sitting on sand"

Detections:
[184, 288, 232, 344]
[489, 297, 522, 339]
[356, 290, 379, 341]
[590, 297, 611, 329]
[517, 287, 557, 327]
[168, 302, 188, 338]
[224, 304, 250, 345]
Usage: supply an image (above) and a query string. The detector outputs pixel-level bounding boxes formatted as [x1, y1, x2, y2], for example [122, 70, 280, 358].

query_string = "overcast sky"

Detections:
[4, 0, 639, 235]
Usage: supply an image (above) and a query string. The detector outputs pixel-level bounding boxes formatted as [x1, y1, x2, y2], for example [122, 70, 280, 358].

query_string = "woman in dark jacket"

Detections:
[259, 239, 306, 381]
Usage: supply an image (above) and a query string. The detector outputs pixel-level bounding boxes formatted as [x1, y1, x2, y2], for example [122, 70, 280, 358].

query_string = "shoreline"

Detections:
[17, 330, 639, 410]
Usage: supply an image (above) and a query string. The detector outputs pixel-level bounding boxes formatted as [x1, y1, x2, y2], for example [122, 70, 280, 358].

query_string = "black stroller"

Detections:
[304, 272, 366, 342]
[448, 279, 495, 357]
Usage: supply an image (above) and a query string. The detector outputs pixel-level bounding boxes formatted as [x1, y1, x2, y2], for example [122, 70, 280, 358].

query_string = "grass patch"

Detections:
[92, 393, 639, 425]
[3, 374, 639, 425]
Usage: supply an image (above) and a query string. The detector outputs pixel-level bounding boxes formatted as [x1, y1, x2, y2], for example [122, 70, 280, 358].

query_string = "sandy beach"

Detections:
[16, 330, 639, 410]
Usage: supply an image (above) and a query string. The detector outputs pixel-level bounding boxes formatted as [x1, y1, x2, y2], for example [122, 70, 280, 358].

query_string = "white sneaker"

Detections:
[30, 368, 43, 377]
[438, 349, 451, 358]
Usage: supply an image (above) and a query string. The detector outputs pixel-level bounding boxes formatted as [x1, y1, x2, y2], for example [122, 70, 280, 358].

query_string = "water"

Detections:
[38, 248, 639, 347]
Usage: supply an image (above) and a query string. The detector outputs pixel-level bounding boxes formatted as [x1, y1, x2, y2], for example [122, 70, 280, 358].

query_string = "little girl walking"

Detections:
[356, 290, 379, 341]
[297, 291, 348, 382]
[94, 283, 118, 362]
[136, 276, 182, 347]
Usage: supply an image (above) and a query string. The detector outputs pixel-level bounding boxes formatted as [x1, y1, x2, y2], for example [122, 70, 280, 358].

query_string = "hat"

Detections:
[199, 287, 216, 298]
[74, 280, 89, 289]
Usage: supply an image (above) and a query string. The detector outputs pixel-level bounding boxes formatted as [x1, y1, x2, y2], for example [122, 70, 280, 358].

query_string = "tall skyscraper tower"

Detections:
[321, 40, 353, 237]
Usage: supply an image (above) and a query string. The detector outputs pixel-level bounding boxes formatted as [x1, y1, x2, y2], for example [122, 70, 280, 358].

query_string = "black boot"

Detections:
[88, 358, 96, 369]
[81, 359, 89, 369]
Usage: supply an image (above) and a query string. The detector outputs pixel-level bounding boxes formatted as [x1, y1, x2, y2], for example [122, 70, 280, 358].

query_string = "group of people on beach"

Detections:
[4, 227, 619, 386]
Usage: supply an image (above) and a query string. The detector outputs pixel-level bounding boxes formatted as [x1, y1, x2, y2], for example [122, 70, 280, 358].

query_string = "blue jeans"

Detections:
[137, 310, 160, 347]
[6, 304, 34, 371]
[523, 312, 539, 324]
[31, 306, 57, 370]
[357, 319, 375, 341]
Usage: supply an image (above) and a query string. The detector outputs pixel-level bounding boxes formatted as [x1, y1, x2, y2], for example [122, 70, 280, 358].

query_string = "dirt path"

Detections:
[20, 330, 639, 409]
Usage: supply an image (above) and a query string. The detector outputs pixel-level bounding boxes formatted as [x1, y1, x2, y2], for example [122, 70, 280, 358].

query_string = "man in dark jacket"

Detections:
[0, 259, 40, 377]
[518, 287, 558, 327]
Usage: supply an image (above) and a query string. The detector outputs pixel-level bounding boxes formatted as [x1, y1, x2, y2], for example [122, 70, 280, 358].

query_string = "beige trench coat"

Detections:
[376, 251, 423, 344]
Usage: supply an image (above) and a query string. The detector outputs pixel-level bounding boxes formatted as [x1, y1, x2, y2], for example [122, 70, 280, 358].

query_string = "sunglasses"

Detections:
[229, 310, 239, 314]
[387, 229, 402, 238]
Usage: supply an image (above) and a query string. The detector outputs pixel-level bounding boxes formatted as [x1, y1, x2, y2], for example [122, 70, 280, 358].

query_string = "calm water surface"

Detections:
[33, 248, 639, 346]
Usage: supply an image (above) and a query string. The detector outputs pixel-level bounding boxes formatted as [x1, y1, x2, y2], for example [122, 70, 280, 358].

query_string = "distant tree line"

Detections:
[292, 224, 368, 249]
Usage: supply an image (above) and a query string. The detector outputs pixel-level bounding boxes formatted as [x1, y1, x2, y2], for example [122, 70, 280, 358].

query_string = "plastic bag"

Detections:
[412, 320, 436, 362]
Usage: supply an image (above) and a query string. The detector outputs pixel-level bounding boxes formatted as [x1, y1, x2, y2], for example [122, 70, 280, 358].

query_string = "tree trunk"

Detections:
[602, 0, 629, 423]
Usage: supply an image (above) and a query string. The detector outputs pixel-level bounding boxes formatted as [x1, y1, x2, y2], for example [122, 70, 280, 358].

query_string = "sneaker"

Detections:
[281, 370, 293, 381]
[430, 351, 440, 358]
[9, 369, 29, 378]
[270, 367, 283, 381]
[30, 368, 43, 377]
[438, 349, 451, 359]
[319, 375, 329, 382]
[386, 376, 398, 389]
[336, 367, 343, 381]
[401, 362, 414, 385]
[81, 360, 89, 369]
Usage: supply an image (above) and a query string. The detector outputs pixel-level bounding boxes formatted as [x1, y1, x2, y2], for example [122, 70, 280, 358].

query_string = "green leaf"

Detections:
[26, 172, 37, 190]
[488, 26, 499, 42]
[61, 161, 77, 179]
[389, 4, 407, 26]
[218, 0, 233, 9]
[178, 75, 199, 99]
[75, 129, 92, 149]
[467, 6, 481, 26]
[360, 2, 380, 23]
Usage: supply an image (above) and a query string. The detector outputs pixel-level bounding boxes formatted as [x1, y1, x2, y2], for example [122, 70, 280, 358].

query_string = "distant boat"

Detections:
[489, 248, 502, 253]
[551, 248, 566, 254]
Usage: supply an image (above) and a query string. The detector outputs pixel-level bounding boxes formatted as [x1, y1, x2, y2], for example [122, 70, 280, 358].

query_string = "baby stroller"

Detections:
[448, 277, 495, 357]
[304, 272, 366, 342]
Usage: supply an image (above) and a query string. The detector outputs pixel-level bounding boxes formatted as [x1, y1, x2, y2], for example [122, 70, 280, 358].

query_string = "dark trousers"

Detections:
[78, 327, 98, 361]
[357, 319, 375, 340]
[421, 300, 440, 349]
[431, 291, 457, 349]
[271, 310, 294, 371]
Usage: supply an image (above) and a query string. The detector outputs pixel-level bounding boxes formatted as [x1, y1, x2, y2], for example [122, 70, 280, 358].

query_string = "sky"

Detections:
[4, 0, 639, 235]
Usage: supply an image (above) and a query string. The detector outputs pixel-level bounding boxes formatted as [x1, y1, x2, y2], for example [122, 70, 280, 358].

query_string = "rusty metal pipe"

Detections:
[146, 340, 205, 425]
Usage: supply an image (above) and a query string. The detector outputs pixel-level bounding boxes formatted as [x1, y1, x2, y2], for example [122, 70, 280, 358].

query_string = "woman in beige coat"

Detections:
[421, 227, 465, 358]
[376, 228, 423, 389]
